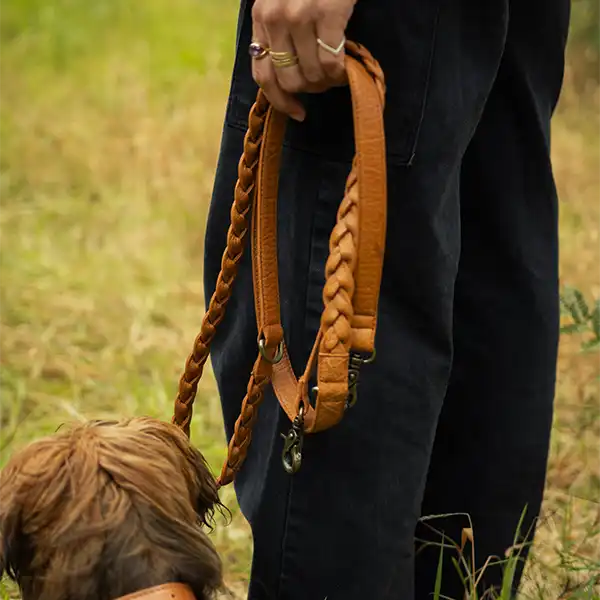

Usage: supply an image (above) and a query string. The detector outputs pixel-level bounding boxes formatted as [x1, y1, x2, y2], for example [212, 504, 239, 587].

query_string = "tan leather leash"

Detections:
[173, 42, 387, 488]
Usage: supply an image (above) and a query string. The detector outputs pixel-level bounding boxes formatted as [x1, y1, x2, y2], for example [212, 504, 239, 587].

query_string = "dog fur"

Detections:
[0, 417, 224, 600]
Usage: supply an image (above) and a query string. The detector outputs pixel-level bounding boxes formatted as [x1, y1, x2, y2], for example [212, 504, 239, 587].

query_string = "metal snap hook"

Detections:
[281, 405, 305, 475]
[345, 348, 377, 409]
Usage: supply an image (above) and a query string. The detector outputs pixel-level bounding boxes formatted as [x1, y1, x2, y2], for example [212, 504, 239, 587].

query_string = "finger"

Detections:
[265, 30, 307, 95]
[315, 25, 347, 86]
[251, 23, 306, 121]
[286, 9, 327, 91]
[253, 53, 306, 121]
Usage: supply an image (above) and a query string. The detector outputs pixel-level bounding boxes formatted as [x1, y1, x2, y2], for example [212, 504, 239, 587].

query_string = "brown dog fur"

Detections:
[0, 417, 224, 600]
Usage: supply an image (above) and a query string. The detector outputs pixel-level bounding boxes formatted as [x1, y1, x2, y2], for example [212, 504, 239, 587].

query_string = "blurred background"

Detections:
[0, 1, 598, 598]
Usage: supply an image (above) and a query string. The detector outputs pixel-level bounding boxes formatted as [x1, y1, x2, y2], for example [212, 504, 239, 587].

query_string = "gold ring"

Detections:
[269, 49, 299, 68]
[272, 57, 299, 68]
[269, 50, 296, 59]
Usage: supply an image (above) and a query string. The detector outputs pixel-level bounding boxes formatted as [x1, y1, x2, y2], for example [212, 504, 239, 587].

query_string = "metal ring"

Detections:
[316, 36, 346, 56]
[269, 50, 298, 64]
[269, 50, 299, 69]
[361, 347, 376, 364]
[258, 337, 284, 364]
[272, 57, 299, 69]
[269, 50, 297, 60]
[249, 41, 270, 60]
[310, 385, 319, 403]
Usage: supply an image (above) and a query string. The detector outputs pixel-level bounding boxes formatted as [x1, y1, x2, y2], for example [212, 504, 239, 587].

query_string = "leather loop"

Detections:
[252, 46, 387, 436]
[114, 583, 196, 600]
[173, 42, 386, 487]
[312, 49, 388, 429]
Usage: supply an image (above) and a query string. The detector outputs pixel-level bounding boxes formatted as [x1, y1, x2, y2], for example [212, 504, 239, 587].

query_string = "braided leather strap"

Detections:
[217, 354, 272, 486]
[316, 158, 358, 404]
[321, 160, 358, 354]
[172, 92, 269, 435]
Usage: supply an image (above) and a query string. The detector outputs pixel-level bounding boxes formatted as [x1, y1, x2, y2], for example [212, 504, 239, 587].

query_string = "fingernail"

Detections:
[291, 112, 305, 123]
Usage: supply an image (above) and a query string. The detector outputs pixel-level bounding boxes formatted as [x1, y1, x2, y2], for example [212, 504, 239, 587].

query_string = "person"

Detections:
[203, 0, 570, 598]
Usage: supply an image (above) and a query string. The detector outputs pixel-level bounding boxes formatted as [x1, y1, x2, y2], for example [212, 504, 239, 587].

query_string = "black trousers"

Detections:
[204, 0, 570, 598]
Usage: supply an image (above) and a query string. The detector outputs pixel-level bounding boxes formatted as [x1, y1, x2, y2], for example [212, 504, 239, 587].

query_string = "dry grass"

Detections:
[518, 71, 600, 599]
[0, 0, 252, 592]
[0, 1, 598, 598]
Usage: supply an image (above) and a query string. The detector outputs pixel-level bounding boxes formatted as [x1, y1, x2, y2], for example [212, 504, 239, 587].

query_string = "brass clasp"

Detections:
[345, 348, 376, 409]
[281, 406, 305, 474]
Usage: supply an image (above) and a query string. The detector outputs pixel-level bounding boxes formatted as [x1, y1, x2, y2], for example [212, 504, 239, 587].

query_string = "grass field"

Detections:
[0, 1, 598, 598]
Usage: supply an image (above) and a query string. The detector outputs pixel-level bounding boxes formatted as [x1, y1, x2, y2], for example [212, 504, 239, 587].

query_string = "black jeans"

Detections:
[204, 0, 570, 598]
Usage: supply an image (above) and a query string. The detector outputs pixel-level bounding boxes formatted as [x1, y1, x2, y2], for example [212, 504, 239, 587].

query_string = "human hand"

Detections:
[250, 0, 357, 122]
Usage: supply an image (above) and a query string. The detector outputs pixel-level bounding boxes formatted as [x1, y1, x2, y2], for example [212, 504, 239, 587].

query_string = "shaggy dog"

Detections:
[0, 417, 224, 600]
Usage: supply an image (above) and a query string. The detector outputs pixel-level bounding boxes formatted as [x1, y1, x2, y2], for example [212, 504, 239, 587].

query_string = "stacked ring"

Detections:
[269, 50, 299, 69]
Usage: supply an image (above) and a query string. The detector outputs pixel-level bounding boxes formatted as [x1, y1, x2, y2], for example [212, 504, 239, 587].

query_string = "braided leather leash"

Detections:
[173, 42, 387, 488]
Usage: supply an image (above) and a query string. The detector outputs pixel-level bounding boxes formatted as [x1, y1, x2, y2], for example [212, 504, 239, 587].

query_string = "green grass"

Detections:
[0, 0, 252, 593]
[0, 1, 598, 598]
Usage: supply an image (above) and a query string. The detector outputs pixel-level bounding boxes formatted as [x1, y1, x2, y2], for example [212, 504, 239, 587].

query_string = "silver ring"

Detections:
[316, 36, 346, 56]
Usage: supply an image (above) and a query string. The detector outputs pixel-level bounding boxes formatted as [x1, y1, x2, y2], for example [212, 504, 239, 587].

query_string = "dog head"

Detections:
[0, 417, 224, 600]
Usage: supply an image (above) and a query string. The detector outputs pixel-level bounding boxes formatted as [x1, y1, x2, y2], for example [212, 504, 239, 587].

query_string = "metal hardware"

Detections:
[258, 337, 284, 364]
[345, 348, 376, 409]
[280, 347, 376, 475]
[281, 405, 305, 474]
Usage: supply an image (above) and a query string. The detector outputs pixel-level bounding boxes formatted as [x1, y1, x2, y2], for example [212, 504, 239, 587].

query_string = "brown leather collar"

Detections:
[115, 583, 196, 600]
